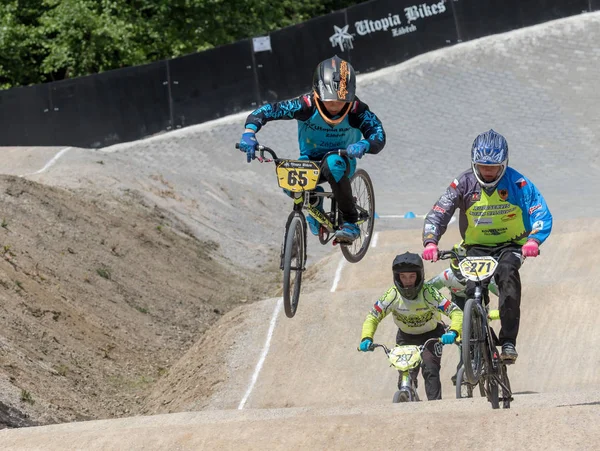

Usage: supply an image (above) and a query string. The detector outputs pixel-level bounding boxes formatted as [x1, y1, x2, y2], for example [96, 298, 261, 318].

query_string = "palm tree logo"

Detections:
[329, 25, 354, 51]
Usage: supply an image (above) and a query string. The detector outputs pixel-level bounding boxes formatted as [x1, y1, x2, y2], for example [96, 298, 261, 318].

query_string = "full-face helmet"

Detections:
[312, 55, 356, 126]
[392, 252, 424, 300]
[471, 129, 508, 189]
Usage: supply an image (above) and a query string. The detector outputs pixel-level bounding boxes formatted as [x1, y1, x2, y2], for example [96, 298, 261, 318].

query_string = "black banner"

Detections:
[0, 0, 593, 147]
[49, 62, 171, 148]
[453, 0, 590, 42]
[518, 0, 590, 27]
[254, 11, 348, 104]
[169, 40, 257, 128]
[0, 84, 53, 146]
[347, 0, 458, 72]
[452, 0, 522, 42]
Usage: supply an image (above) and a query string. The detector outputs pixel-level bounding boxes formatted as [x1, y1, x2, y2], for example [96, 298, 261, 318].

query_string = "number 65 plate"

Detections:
[458, 256, 498, 281]
[276, 160, 320, 192]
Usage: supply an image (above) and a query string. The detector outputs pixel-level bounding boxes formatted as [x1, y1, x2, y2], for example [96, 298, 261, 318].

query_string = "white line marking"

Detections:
[238, 297, 282, 410]
[371, 232, 380, 248]
[20, 147, 71, 177]
[330, 257, 346, 293]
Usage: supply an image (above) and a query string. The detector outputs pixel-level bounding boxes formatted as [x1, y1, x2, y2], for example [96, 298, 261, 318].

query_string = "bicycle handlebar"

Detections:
[358, 337, 443, 354]
[235, 143, 348, 163]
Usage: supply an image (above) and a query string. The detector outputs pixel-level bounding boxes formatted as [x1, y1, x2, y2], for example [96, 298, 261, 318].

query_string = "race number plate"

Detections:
[388, 345, 421, 371]
[458, 256, 498, 281]
[275, 160, 320, 192]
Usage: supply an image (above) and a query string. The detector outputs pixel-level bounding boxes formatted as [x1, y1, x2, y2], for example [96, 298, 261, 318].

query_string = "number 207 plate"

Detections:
[276, 160, 320, 192]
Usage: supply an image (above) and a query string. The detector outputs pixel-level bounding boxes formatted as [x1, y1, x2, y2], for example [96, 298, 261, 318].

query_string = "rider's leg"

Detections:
[321, 154, 359, 241]
[306, 185, 325, 236]
[494, 250, 522, 348]
[420, 324, 445, 400]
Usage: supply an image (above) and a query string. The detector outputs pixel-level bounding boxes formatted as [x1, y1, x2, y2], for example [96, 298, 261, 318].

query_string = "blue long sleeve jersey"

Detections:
[244, 92, 386, 160]
[423, 167, 552, 247]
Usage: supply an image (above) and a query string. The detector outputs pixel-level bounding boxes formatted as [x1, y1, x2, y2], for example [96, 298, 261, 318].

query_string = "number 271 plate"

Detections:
[276, 160, 320, 192]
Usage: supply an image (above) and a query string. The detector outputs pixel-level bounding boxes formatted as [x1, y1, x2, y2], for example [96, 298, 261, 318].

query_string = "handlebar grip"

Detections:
[235, 143, 240, 149]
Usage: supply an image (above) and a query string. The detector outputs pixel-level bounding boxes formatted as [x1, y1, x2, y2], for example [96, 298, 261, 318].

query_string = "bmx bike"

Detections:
[438, 248, 513, 409]
[366, 337, 444, 403]
[236, 144, 375, 318]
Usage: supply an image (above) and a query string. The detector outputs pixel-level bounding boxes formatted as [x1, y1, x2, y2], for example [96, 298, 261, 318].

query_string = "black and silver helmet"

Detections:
[312, 55, 356, 126]
[392, 252, 424, 300]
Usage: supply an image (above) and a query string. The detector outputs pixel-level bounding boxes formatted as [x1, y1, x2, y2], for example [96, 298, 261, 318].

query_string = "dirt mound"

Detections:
[0, 175, 278, 428]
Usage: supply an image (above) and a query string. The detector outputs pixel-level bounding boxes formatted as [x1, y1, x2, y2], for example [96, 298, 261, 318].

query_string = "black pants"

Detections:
[395, 323, 445, 400]
[320, 157, 358, 223]
[465, 245, 523, 346]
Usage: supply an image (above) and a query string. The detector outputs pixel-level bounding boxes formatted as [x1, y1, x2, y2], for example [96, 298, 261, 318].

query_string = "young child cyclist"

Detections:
[238, 55, 386, 243]
[358, 252, 463, 400]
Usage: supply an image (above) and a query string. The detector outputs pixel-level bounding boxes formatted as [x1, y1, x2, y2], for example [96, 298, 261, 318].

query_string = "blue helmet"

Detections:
[471, 129, 508, 189]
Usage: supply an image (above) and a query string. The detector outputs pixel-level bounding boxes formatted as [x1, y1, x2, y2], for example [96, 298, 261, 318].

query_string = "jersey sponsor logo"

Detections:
[498, 189, 508, 201]
[475, 217, 493, 225]
[424, 224, 437, 233]
[472, 192, 481, 201]
[439, 193, 454, 207]
[482, 228, 508, 236]
[516, 178, 527, 188]
[529, 204, 542, 215]
[434, 205, 446, 214]
[395, 310, 434, 327]
[501, 213, 518, 222]
[303, 95, 312, 107]
[450, 178, 459, 189]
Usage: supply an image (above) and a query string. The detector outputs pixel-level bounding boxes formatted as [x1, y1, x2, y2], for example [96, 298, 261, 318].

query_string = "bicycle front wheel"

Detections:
[282, 214, 306, 318]
[340, 169, 375, 264]
[462, 298, 486, 384]
[455, 366, 473, 399]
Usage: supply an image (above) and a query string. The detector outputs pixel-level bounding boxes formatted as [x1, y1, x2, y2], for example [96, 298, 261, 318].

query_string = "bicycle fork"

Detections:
[398, 371, 419, 402]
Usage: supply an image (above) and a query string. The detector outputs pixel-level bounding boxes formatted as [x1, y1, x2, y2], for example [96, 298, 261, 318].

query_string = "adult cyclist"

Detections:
[422, 129, 552, 363]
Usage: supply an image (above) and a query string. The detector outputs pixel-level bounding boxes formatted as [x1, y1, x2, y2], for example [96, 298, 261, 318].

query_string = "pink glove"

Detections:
[422, 243, 439, 261]
[522, 239, 539, 257]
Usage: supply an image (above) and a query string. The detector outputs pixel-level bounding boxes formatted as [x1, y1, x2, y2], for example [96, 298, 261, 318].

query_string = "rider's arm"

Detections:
[517, 173, 553, 245]
[361, 287, 396, 340]
[244, 94, 313, 133]
[422, 173, 465, 245]
[347, 97, 386, 154]
[424, 284, 463, 337]
[426, 270, 451, 291]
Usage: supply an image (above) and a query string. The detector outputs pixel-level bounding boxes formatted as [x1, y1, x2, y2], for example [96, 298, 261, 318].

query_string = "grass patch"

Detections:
[20, 389, 34, 405]
[96, 267, 112, 280]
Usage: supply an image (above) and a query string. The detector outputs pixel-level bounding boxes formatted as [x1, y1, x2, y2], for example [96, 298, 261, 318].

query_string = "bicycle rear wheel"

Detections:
[455, 366, 473, 399]
[462, 298, 486, 384]
[282, 214, 306, 318]
[340, 169, 375, 264]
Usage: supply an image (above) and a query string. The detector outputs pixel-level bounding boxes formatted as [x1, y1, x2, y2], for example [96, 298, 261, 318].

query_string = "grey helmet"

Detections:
[392, 252, 424, 300]
[471, 129, 509, 189]
[312, 55, 356, 126]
